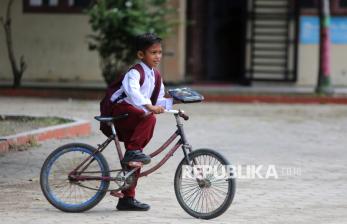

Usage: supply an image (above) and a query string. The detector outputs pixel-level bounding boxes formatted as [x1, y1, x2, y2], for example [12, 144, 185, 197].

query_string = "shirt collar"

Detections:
[140, 61, 154, 75]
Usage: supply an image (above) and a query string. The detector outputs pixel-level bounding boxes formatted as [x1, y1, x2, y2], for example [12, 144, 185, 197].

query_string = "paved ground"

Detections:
[0, 96, 346, 224]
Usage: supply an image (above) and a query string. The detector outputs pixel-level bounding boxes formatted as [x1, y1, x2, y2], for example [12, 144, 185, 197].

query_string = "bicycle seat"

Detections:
[94, 114, 128, 122]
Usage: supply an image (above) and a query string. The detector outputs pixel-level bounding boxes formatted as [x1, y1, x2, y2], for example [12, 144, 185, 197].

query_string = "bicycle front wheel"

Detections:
[40, 143, 110, 212]
[174, 149, 236, 219]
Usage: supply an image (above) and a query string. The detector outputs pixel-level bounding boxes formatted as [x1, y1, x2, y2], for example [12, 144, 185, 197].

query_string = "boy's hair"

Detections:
[135, 33, 162, 52]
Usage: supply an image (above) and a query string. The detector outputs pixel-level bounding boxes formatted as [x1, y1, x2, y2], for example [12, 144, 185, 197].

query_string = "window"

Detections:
[300, 0, 319, 15]
[332, 0, 347, 14]
[339, 0, 347, 7]
[300, 0, 347, 15]
[301, 0, 318, 9]
[23, 0, 93, 13]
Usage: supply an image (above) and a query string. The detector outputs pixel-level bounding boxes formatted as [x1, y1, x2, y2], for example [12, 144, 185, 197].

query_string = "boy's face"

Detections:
[138, 43, 162, 68]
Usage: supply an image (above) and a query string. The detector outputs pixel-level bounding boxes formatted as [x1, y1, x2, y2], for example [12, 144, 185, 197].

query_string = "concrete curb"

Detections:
[0, 117, 91, 153]
[204, 94, 347, 104]
[1, 87, 347, 104]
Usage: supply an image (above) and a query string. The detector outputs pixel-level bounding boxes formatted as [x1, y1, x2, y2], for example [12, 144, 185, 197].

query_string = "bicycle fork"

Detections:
[175, 114, 208, 187]
[175, 113, 196, 166]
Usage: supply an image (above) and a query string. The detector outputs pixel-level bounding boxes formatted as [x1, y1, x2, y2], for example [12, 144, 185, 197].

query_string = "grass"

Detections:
[0, 115, 72, 137]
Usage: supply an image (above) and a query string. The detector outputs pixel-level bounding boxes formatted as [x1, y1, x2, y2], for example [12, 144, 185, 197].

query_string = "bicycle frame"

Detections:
[69, 111, 193, 182]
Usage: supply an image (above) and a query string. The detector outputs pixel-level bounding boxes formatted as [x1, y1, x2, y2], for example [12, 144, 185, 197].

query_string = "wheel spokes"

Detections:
[48, 150, 104, 205]
[179, 154, 230, 214]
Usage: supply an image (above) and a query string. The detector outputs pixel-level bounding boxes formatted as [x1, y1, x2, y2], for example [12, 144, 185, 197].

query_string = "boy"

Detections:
[106, 33, 173, 211]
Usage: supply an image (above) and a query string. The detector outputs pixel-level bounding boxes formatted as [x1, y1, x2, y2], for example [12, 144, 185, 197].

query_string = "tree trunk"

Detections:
[316, 0, 333, 95]
[0, 0, 27, 88]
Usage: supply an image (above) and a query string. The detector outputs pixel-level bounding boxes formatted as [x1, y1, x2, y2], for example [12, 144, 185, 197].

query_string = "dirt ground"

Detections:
[0, 97, 347, 224]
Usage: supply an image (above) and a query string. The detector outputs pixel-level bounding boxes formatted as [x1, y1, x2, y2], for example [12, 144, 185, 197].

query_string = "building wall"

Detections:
[0, 0, 185, 85]
[298, 41, 347, 87]
[0, 0, 102, 84]
[160, 0, 186, 83]
[330, 45, 347, 86]
[297, 45, 318, 86]
[2, 1, 346, 87]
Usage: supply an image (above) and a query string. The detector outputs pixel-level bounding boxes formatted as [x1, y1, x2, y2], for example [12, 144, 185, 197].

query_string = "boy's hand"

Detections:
[144, 104, 165, 114]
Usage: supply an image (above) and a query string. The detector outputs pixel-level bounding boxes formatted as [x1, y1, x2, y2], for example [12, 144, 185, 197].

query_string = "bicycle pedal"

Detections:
[128, 161, 143, 168]
[110, 191, 124, 198]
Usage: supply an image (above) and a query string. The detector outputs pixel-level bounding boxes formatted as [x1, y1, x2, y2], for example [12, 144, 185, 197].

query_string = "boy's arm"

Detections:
[144, 104, 165, 114]
[122, 69, 152, 107]
[155, 82, 174, 109]
[146, 82, 168, 114]
[123, 69, 165, 114]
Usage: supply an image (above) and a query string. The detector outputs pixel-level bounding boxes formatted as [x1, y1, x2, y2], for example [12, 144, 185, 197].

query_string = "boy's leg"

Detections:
[121, 114, 156, 198]
[124, 114, 156, 151]
[112, 102, 156, 150]
[116, 113, 155, 210]
[111, 103, 156, 199]
[121, 168, 140, 198]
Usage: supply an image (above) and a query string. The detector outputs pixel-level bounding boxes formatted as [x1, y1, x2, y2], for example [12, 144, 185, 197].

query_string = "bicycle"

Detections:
[40, 109, 236, 219]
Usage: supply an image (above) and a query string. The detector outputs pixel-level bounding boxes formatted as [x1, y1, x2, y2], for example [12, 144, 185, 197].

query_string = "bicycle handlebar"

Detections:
[165, 109, 179, 114]
[165, 109, 189, 121]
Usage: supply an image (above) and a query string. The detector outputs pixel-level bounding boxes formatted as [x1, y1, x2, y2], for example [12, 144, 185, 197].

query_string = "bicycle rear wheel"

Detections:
[40, 143, 110, 212]
[174, 149, 236, 219]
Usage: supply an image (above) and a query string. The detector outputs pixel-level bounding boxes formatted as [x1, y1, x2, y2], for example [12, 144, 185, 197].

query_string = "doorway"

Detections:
[186, 0, 248, 84]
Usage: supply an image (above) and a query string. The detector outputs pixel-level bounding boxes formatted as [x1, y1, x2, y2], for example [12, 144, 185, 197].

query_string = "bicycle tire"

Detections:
[174, 149, 236, 219]
[40, 143, 110, 212]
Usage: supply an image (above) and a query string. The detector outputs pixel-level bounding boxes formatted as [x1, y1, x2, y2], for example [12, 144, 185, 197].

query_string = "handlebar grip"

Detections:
[179, 111, 189, 121]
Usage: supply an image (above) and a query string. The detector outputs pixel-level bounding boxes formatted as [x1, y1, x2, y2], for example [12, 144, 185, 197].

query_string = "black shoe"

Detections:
[116, 197, 150, 211]
[121, 150, 151, 165]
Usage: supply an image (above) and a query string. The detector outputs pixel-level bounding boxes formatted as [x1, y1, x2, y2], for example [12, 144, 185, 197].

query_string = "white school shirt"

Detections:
[110, 61, 173, 112]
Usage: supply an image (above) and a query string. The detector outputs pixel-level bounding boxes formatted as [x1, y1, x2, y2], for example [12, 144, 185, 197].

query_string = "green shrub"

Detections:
[88, 0, 174, 85]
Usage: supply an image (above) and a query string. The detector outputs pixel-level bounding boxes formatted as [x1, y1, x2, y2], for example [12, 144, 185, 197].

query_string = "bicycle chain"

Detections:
[70, 169, 135, 192]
